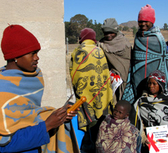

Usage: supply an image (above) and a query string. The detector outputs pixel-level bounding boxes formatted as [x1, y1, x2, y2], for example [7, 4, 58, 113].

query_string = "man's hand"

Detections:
[65, 104, 79, 122]
[45, 104, 79, 131]
[45, 106, 67, 131]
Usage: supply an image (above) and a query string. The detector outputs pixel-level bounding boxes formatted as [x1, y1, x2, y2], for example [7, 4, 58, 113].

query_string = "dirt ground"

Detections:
[66, 30, 168, 93]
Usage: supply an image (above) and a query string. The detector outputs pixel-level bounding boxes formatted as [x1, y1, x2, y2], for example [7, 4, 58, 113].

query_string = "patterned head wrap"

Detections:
[148, 70, 166, 92]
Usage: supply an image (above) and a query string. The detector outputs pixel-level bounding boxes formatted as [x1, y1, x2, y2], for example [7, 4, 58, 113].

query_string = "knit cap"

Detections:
[79, 28, 96, 43]
[101, 18, 119, 34]
[1, 25, 41, 60]
[138, 4, 155, 24]
[148, 70, 166, 92]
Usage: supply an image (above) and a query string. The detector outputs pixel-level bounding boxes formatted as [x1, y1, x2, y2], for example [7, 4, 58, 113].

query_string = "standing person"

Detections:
[166, 41, 168, 52]
[70, 28, 114, 152]
[0, 24, 79, 153]
[130, 70, 168, 153]
[96, 100, 141, 153]
[122, 4, 167, 104]
[98, 18, 131, 103]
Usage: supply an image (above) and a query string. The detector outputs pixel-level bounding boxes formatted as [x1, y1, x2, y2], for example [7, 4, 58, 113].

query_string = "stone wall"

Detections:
[0, 0, 66, 108]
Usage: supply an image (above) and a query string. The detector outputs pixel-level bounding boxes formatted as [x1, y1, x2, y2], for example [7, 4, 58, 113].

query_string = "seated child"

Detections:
[131, 70, 168, 152]
[96, 100, 141, 153]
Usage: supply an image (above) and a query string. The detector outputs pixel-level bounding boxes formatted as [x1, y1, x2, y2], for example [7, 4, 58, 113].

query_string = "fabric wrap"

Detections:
[130, 92, 168, 134]
[122, 26, 167, 104]
[98, 32, 131, 100]
[96, 114, 140, 153]
[0, 67, 76, 152]
[70, 39, 113, 131]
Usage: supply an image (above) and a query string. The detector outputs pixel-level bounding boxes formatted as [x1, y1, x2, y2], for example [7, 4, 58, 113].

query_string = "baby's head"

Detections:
[112, 100, 131, 120]
[147, 70, 166, 96]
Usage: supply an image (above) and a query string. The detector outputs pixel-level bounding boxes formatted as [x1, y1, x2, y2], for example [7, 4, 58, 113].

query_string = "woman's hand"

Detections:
[145, 139, 150, 146]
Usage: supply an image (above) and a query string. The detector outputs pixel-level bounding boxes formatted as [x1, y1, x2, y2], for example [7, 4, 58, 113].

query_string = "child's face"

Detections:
[112, 104, 128, 120]
[148, 78, 160, 96]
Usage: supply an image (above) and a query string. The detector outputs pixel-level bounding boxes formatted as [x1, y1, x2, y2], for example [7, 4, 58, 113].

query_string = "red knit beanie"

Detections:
[138, 4, 155, 24]
[1, 25, 41, 60]
[79, 28, 96, 43]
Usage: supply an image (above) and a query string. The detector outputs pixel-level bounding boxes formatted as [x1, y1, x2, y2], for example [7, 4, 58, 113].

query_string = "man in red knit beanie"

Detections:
[1, 24, 41, 60]
[0, 24, 79, 153]
[138, 4, 155, 24]
[70, 28, 113, 152]
[137, 4, 155, 32]
[122, 5, 167, 152]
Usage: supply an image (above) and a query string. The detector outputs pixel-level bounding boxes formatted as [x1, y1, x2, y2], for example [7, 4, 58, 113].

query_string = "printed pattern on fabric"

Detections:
[96, 114, 140, 153]
[0, 67, 76, 153]
[122, 26, 167, 104]
[131, 92, 168, 134]
[70, 40, 113, 131]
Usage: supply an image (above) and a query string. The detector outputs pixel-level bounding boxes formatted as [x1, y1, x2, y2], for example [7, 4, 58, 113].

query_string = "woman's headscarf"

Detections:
[148, 70, 166, 93]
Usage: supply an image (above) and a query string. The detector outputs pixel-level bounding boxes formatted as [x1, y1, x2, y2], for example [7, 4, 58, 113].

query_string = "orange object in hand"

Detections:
[67, 96, 86, 113]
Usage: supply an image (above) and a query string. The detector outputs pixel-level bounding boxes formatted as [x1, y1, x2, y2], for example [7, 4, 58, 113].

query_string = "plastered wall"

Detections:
[0, 0, 67, 108]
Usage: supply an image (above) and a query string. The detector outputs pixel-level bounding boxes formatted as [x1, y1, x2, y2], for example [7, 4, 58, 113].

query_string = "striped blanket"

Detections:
[122, 26, 167, 104]
[0, 66, 76, 152]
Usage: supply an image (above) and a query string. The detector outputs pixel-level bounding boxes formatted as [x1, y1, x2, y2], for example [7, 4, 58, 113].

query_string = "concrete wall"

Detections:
[0, 0, 67, 108]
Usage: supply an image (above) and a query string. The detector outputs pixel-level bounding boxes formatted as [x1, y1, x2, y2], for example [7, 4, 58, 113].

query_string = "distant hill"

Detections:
[120, 21, 138, 28]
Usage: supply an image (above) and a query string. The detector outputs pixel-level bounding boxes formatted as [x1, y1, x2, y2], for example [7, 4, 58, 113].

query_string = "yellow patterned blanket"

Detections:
[70, 40, 114, 131]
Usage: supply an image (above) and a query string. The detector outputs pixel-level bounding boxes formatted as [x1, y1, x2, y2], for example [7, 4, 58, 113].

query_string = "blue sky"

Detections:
[64, 0, 167, 29]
